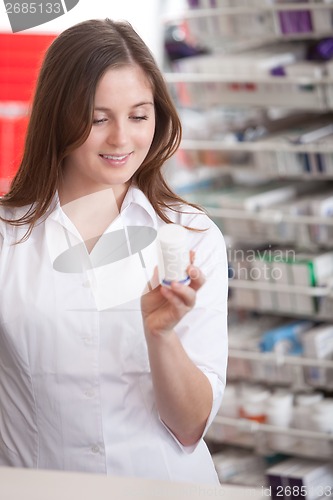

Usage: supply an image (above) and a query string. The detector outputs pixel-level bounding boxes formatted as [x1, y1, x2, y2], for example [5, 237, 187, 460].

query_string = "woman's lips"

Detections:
[99, 152, 132, 165]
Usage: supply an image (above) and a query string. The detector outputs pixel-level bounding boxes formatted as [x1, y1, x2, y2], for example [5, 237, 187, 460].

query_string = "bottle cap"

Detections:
[157, 224, 187, 248]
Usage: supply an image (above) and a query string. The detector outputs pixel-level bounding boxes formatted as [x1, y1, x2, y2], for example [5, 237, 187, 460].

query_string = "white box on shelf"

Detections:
[301, 324, 333, 387]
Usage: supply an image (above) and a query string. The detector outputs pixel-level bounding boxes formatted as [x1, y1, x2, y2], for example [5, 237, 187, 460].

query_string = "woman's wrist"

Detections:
[143, 323, 176, 340]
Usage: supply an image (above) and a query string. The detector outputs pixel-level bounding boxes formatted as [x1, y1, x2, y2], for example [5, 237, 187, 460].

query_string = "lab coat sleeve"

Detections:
[159, 215, 229, 454]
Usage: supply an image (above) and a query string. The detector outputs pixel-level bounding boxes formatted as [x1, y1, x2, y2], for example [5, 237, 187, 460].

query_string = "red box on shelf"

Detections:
[0, 32, 56, 102]
[0, 32, 56, 193]
[0, 108, 29, 195]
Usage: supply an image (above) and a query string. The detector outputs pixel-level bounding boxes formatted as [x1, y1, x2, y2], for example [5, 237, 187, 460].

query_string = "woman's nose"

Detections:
[107, 122, 128, 147]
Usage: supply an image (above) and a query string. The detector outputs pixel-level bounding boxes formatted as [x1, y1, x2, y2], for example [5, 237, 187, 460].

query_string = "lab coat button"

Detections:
[91, 445, 100, 454]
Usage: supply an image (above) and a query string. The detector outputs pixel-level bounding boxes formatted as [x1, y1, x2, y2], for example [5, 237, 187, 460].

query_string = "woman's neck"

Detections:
[58, 186, 129, 253]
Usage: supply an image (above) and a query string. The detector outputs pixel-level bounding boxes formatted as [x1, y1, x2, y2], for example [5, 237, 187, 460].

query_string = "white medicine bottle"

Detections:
[157, 224, 190, 287]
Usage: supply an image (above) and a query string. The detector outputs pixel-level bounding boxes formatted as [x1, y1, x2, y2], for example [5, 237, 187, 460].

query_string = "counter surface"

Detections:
[0, 467, 264, 500]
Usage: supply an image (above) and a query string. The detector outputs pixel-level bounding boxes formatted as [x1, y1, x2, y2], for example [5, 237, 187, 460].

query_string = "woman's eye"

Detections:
[93, 118, 107, 124]
[131, 116, 148, 121]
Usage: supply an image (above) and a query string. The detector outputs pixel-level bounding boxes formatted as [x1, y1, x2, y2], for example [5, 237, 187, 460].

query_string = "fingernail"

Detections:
[188, 267, 199, 279]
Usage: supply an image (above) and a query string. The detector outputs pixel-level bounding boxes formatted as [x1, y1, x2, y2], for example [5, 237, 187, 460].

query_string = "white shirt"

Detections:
[0, 185, 228, 484]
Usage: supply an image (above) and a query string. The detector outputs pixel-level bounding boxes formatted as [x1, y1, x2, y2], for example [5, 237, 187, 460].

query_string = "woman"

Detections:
[0, 19, 228, 484]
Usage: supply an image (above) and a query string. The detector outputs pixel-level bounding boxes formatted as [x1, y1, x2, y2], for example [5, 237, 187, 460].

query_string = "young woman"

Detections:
[0, 19, 228, 484]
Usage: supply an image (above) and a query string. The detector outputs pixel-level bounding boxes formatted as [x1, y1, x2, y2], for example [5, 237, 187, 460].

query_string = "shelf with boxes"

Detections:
[187, 180, 333, 245]
[211, 416, 333, 457]
[210, 445, 333, 493]
[164, 7, 333, 181]
[226, 318, 333, 389]
[228, 348, 333, 370]
[228, 280, 333, 320]
[224, 224, 333, 318]
[167, 109, 333, 188]
[179, 137, 333, 178]
[207, 380, 333, 460]
[230, 212, 333, 245]
[164, 1, 333, 47]
[165, 72, 333, 110]
[205, 315, 333, 463]
[202, 313, 333, 485]
[164, 0, 333, 486]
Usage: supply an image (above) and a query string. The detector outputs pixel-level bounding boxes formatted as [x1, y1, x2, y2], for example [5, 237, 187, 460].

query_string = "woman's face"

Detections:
[62, 64, 156, 205]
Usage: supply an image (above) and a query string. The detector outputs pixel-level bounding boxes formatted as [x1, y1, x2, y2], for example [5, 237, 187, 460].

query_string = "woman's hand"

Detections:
[140, 252, 212, 446]
[141, 252, 206, 337]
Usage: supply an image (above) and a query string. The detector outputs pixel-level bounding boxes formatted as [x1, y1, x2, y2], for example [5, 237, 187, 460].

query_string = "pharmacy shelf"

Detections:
[228, 279, 333, 298]
[229, 348, 333, 369]
[203, 207, 333, 250]
[172, 166, 333, 184]
[180, 31, 333, 48]
[207, 415, 333, 459]
[187, 31, 333, 46]
[167, 3, 333, 20]
[213, 415, 333, 443]
[180, 139, 333, 154]
[165, 3, 333, 45]
[227, 279, 333, 321]
[165, 73, 333, 85]
[165, 2, 333, 481]
[227, 299, 333, 322]
[167, 76, 330, 110]
[206, 207, 333, 227]
[176, 141, 333, 179]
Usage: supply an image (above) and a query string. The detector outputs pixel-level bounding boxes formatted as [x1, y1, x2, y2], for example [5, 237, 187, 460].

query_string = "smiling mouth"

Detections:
[100, 153, 131, 161]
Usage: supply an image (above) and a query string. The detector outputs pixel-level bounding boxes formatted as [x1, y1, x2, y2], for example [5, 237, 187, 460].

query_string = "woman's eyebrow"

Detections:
[94, 102, 154, 112]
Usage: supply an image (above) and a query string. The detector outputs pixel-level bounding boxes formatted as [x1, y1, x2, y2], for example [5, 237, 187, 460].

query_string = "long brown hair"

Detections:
[0, 18, 203, 237]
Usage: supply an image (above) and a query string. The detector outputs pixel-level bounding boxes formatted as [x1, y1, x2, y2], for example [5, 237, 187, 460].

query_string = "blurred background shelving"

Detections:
[163, 0, 333, 491]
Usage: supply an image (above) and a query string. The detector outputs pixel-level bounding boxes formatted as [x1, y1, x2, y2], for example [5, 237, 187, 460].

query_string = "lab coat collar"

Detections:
[120, 184, 157, 228]
[48, 184, 155, 223]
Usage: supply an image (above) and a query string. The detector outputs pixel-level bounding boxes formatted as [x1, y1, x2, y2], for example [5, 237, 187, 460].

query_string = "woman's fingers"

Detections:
[160, 280, 196, 309]
[187, 265, 205, 292]
[171, 280, 196, 307]
[159, 263, 205, 309]
[189, 250, 196, 265]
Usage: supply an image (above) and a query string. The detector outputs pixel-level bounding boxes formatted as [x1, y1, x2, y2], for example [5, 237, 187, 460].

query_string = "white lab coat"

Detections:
[0, 184, 228, 483]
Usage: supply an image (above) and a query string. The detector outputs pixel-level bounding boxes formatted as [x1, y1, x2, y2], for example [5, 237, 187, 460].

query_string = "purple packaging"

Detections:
[187, 0, 200, 8]
[307, 38, 333, 61]
[278, 10, 312, 34]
